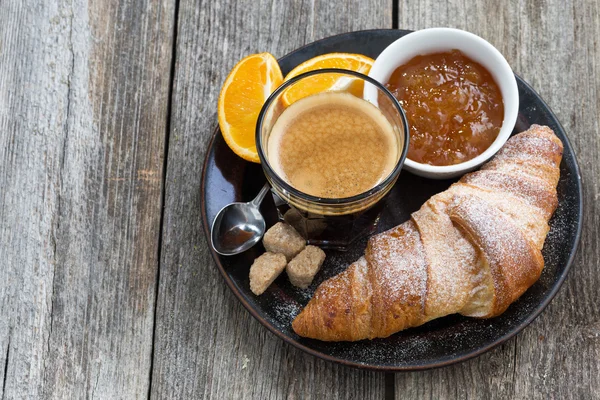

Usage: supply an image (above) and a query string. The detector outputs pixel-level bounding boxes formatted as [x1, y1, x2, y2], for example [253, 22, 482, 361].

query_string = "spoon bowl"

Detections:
[211, 184, 270, 256]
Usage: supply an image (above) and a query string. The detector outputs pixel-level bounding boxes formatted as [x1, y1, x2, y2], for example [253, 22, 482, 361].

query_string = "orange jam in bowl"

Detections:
[385, 50, 504, 166]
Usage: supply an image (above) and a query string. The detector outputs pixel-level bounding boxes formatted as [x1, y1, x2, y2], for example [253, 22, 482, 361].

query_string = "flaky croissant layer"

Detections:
[292, 125, 563, 341]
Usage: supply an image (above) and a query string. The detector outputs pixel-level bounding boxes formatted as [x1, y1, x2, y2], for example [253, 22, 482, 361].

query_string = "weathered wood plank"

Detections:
[395, 1, 599, 399]
[0, 0, 174, 398]
[151, 1, 391, 399]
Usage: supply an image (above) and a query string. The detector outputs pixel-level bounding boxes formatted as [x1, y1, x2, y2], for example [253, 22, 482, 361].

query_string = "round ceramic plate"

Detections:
[201, 29, 583, 370]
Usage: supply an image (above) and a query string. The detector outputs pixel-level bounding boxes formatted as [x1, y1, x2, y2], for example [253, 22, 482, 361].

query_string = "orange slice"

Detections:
[218, 53, 283, 163]
[281, 53, 375, 105]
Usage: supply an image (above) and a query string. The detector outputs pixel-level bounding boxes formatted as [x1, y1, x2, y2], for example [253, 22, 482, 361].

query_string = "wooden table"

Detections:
[1, 0, 598, 398]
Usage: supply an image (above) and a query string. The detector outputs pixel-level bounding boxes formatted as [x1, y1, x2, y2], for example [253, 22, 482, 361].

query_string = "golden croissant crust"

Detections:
[292, 125, 563, 341]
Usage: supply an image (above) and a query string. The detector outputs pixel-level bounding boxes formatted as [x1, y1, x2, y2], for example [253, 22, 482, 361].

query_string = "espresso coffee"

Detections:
[267, 92, 398, 199]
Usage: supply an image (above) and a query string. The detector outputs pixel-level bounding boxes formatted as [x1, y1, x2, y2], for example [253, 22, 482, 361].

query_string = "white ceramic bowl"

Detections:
[365, 28, 519, 179]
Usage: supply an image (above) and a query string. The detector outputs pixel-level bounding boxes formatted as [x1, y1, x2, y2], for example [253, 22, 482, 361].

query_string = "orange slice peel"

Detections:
[281, 53, 375, 105]
[218, 52, 283, 163]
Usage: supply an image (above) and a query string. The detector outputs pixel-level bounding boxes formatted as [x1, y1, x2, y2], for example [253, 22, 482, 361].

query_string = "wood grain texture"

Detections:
[2, 0, 598, 399]
[150, 1, 391, 399]
[0, 0, 174, 398]
[396, 1, 599, 399]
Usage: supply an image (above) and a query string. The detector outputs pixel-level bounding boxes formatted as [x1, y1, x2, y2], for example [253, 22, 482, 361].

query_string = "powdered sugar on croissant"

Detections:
[292, 125, 563, 341]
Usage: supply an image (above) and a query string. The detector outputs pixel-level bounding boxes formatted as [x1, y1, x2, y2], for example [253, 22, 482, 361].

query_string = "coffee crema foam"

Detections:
[267, 92, 398, 199]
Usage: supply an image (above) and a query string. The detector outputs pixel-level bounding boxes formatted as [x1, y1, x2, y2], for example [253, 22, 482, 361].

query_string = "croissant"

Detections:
[292, 125, 563, 341]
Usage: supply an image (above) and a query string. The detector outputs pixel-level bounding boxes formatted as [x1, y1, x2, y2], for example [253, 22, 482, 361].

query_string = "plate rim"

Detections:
[200, 28, 584, 371]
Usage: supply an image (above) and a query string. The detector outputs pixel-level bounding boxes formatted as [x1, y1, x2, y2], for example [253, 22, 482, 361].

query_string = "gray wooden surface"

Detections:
[0, 0, 597, 399]
[0, 0, 174, 398]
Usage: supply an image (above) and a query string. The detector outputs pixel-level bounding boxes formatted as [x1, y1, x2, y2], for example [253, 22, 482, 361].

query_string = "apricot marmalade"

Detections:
[385, 50, 504, 166]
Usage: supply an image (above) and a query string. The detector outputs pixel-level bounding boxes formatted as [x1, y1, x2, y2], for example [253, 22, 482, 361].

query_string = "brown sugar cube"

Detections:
[249, 252, 287, 296]
[263, 222, 306, 262]
[286, 245, 326, 289]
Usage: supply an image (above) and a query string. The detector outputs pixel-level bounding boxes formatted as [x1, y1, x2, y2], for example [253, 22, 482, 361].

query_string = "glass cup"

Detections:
[256, 68, 409, 250]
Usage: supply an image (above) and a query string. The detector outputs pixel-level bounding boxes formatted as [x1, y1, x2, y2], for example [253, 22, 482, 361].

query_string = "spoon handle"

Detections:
[250, 183, 271, 207]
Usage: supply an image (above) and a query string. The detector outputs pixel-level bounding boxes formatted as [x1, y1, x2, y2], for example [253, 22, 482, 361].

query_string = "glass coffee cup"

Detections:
[256, 69, 409, 250]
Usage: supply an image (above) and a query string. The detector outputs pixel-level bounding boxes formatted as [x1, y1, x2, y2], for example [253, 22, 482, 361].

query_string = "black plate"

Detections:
[201, 29, 583, 370]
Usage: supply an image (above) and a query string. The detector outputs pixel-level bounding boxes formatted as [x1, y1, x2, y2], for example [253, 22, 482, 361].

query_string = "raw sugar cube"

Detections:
[249, 252, 287, 295]
[263, 222, 306, 261]
[286, 245, 326, 289]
